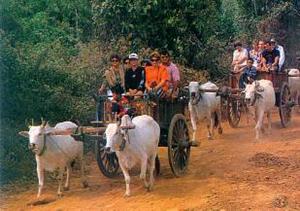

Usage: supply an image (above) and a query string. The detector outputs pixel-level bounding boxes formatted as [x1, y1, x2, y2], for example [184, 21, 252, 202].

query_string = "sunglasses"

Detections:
[151, 58, 159, 62]
[111, 59, 119, 62]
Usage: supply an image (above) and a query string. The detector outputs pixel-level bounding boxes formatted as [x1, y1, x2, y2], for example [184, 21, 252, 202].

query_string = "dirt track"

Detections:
[1, 109, 300, 210]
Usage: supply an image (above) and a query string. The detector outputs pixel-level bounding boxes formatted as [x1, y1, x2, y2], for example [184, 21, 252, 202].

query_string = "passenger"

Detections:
[261, 40, 280, 73]
[160, 49, 180, 98]
[123, 56, 130, 70]
[98, 54, 125, 120]
[125, 53, 145, 99]
[239, 58, 257, 89]
[145, 51, 169, 98]
[257, 40, 265, 71]
[98, 54, 125, 96]
[249, 40, 261, 71]
[270, 38, 285, 71]
[231, 41, 248, 73]
[141, 59, 152, 68]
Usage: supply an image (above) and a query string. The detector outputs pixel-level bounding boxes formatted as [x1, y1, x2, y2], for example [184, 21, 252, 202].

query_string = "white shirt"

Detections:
[277, 45, 285, 69]
[233, 48, 248, 66]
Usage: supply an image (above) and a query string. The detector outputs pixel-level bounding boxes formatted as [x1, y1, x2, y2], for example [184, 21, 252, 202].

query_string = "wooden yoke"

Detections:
[49, 127, 106, 136]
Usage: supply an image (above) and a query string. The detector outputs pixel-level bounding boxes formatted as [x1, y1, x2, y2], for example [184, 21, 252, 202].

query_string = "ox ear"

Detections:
[19, 131, 29, 138]
[256, 86, 264, 92]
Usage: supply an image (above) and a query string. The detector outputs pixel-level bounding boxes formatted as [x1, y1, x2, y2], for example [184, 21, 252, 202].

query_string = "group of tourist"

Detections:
[98, 50, 180, 117]
[232, 38, 285, 88]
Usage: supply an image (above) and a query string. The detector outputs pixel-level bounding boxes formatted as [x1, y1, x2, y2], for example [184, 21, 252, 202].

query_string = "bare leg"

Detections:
[36, 165, 44, 198]
[119, 161, 131, 197]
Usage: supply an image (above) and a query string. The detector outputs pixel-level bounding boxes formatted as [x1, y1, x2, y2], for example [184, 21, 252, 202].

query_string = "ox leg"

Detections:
[190, 115, 197, 141]
[267, 111, 272, 134]
[36, 166, 44, 198]
[119, 161, 131, 197]
[206, 117, 213, 140]
[79, 155, 88, 188]
[217, 110, 223, 135]
[148, 155, 156, 191]
[140, 155, 148, 181]
[64, 164, 70, 191]
[255, 112, 264, 140]
[57, 169, 64, 197]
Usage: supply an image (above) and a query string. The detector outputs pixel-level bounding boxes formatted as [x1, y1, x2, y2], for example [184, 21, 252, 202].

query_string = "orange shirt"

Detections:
[145, 64, 169, 91]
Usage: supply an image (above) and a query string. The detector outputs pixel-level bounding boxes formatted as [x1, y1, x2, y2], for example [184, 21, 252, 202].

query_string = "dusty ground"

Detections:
[1, 109, 300, 210]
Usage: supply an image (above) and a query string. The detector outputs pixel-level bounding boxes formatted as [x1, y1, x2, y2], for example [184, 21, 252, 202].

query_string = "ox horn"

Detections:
[25, 119, 32, 129]
[41, 117, 47, 128]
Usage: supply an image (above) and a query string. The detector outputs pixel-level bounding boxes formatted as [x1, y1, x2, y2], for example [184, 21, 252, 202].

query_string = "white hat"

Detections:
[129, 53, 138, 60]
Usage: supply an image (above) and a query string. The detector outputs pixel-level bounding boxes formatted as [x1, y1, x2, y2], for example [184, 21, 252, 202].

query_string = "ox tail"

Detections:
[213, 112, 219, 128]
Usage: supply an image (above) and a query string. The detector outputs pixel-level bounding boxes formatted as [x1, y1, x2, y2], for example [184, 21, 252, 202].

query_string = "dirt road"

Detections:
[1, 109, 300, 210]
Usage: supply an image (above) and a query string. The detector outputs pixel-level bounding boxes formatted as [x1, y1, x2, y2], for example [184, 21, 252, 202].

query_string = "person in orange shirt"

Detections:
[145, 51, 169, 98]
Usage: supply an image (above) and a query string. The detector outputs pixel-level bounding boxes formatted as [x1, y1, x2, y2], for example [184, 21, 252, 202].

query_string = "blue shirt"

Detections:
[243, 66, 257, 79]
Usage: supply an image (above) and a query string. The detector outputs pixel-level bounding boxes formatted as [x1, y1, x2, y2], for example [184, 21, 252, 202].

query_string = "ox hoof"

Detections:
[63, 186, 69, 191]
[57, 193, 64, 198]
[218, 127, 223, 135]
[189, 141, 199, 147]
[208, 136, 213, 140]
[124, 192, 130, 197]
[82, 181, 89, 188]
[139, 173, 146, 180]
[147, 185, 153, 192]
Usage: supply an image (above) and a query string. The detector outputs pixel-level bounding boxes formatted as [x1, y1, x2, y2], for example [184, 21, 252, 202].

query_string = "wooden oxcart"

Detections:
[88, 92, 192, 178]
[227, 71, 297, 128]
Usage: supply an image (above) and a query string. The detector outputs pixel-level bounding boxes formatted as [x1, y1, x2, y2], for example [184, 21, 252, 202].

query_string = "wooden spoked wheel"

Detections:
[279, 82, 292, 128]
[227, 96, 242, 128]
[95, 137, 119, 178]
[168, 114, 190, 177]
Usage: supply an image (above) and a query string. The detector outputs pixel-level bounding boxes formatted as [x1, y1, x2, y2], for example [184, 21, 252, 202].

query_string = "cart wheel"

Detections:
[95, 137, 119, 178]
[168, 114, 190, 177]
[227, 97, 241, 128]
[279, 82, 292, 127]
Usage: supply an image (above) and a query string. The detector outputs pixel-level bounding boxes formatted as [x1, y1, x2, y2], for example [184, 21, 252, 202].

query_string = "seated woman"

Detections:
[145, 51, 169, 98]
[125, 53, 145, 99]
[98, 54, 126, 121]
[239, 58, 257, 89]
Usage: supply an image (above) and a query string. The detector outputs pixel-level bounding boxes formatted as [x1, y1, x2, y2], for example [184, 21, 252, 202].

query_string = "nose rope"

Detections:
[190, 94, 201, 105]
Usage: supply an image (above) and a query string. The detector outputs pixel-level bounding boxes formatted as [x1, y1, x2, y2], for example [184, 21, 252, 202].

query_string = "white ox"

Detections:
[287, 68, 300, 106]
[19, 121, 88, 198]
[188, 81, 223, 141]
[105, 115, 160, 196]
[243, 80, 275, 139]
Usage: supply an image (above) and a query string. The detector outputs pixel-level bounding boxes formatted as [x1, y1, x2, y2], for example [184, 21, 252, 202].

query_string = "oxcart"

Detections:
[80, 93, 192, 178]
[227, 71, 297, 128]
